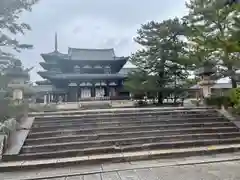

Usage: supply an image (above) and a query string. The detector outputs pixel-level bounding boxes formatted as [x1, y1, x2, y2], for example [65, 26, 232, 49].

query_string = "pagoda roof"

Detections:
[39, 62, 57, 70]
[68, 48, 116, 61]
[35, 80, 52, 85]
[40, 47, 129, 72]
[39, 58, 128, 73]
[38, 71, 127, 80]
[41, 51, 68, 61]
[41, 50, 67, 57]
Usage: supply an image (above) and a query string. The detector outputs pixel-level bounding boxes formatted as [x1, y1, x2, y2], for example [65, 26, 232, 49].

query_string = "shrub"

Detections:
[0, 118, 17, 136]
[132, 93, 145, 100]
[0, 100, 28, 123]
[229, 88, 240, 113]
[229, 88, 240, 105]
[205, 95, 231, 108]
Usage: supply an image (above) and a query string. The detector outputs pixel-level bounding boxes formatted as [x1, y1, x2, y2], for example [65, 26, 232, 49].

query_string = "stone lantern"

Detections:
[5, 60, 32, 104]
[195, 64, 216, 98]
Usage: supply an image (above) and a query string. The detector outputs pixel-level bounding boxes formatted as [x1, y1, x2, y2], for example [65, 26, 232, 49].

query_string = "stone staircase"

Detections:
[2, 107, 240, 171]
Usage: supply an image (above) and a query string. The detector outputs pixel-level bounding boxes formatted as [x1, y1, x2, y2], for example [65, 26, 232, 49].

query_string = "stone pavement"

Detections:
[2, 152, 240, 180]
[36, 161, 240, 180]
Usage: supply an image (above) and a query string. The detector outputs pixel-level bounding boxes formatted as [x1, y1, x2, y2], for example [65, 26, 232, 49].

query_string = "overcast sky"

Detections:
[16, 0, 189, 81]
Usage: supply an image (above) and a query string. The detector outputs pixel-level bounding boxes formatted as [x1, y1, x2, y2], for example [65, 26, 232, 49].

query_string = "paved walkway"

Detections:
[2, 152, 240, 180]
[61, 161, 240, 180]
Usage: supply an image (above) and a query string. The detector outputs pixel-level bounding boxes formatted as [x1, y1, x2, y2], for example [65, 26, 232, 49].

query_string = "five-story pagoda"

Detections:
[37, 34, 129, 102]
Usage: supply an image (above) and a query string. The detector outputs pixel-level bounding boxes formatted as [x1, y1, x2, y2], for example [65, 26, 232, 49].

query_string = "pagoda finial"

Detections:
[54, 32, 58, 52]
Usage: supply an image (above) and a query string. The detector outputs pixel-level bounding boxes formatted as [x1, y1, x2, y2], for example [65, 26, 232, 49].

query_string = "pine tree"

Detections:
[184, 0, 240, 87]
[124, 70, 159, 99]
[130, 18, 192, 104]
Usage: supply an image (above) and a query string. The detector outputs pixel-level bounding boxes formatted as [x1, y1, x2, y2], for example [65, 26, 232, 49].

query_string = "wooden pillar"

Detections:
[91, 85, 95, 97]
[105, 82, 109, 97]
[50, 94, 53, 102]
[47, 94, 50, 103]
[78, 83, 82, 99]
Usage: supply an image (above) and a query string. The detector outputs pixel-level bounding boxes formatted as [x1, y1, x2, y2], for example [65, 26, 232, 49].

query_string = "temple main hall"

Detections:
[36, 34, 132, 103]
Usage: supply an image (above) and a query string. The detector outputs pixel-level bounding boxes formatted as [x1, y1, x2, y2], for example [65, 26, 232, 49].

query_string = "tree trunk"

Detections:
[174, 95, 177, 104]
[157, 66, 165, 105]
[157, 91, 163, 105]
[231, 76, 237, 88]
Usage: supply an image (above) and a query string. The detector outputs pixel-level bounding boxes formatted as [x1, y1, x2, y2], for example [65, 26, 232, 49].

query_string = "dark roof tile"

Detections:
[68, 48, 116, 60]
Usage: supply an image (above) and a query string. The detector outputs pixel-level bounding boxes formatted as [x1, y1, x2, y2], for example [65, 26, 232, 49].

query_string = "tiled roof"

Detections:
[211, 83, 232, 89]
[56, 73, 126, 79]
[190, 83, 233, 89]
[68, 48, 116, 60]
[40, 51, 68, 62]
[38, 72, 127, 80]
[35, 80, 52, 85]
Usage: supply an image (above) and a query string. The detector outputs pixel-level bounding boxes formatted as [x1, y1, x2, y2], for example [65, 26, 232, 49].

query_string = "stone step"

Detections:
[22, 132, 240, 154]
[29, 107, 208, 117]
[33, 113, 222, 125]
[1, 143, 239, 171]
[31, 107, 213, 117]
[34, 113, 218, 123]
[27, 126, 239, 139]
[24, 131, 240, 146]
[29, 121, 235, 133]
[34, 109, 217, 121]
[12, 137, 240, 161]
[32, 116, 227, 129]
[30, 119, 231, 132]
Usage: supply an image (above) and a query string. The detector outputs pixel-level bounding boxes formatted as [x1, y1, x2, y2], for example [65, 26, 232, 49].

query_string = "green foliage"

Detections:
[127, 0, 239, 106]
[183, 78, 200, 89]
[0, 0, 39, 57]
[184, 0, 240, 88]
[124, 70, 155, 93]
[205, 95, 232, 108]
[229, 88, 240, 113]
[0, 57, 31, 95]
[130, 18, 193, 104]
[124, 70, 160, 99]
[132, 93, 145, 100]
[229, 88, 240, 105]
[0, 100, 28, 123]
[0, 100, 28, 138]
[0, 118, 17, 137]
[0, 74, 10, 91]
